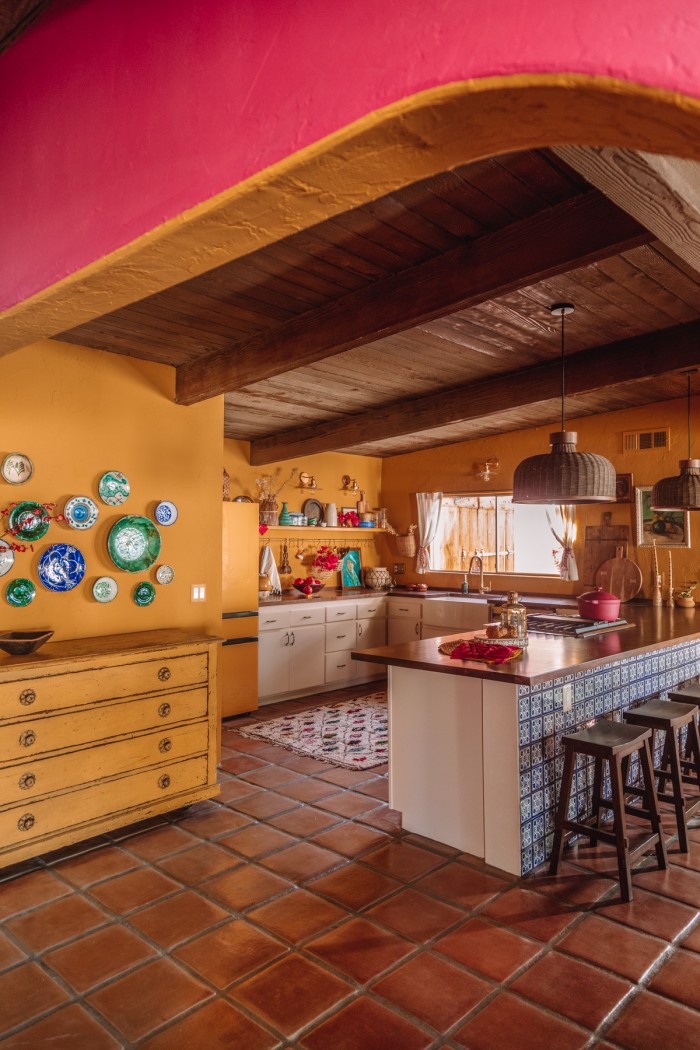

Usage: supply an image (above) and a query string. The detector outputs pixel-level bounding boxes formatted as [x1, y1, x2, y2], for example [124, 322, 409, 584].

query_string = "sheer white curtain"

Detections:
[416, 492, 443, 574]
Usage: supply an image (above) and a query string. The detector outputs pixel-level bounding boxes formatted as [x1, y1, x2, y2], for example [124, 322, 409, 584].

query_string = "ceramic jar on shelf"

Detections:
[364, 566, 393, 590]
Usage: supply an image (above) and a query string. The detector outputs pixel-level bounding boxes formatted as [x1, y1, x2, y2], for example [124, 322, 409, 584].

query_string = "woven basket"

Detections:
[386, 524, 418, 558]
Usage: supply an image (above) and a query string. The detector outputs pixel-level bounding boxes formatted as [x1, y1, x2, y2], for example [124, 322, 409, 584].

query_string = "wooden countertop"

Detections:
[352, 606, 700, 685]
[0, 629, 223, 673]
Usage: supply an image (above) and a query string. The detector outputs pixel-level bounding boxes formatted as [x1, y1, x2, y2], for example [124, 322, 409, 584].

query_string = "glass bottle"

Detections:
[497, 591, 528, 642]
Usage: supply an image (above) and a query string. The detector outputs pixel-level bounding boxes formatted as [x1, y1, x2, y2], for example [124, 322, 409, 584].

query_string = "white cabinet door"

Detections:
[356, 617, 386, 650]
[325, 622, 358, 653]
[258, 629, 290, 698]
[388, 618, 421, 644]
[289, 624, 326, 691]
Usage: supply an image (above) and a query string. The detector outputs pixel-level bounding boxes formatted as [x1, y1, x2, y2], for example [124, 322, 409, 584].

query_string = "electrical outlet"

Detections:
[562, 683, 573, 713]
[393, 563, 405, 575]
[191, 584, 206, 602]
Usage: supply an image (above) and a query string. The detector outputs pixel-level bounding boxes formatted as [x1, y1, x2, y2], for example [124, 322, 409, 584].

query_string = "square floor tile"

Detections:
[510, 950, 632, 1030]
[54, 845, 141, 887]
[631, 865, 700, 908]
[415, 861, 509, 909]
[606, 990, 700, 1050]
[482, 886, 578, 942]
[315, 790, 381, 818]
[174, 918, 287, 987]
[45, 924, 157, 993]
[158, 842, 240, 884]
[219, 753, 268, 775]
[357, 806, 404, 834]
[307, 917, 413, 983]
[435, 917, 541, 982]
[594, 886, 698, 941]
[0, 1003, 121, 1049]
[203, 865, 292, 911]
[141, 999, 280, 1050]
[178, 808, 253, 839]
[315, 768, 378, 788]
[270, 806, 341, 837]
[299, 996, 433, 1050]
[129, 890, 229, 948]
[220, 823, 296, 858]
[119, 824, 198, 861]
[312, 823, 389, 858]
[260, 842, 344, 881]
[373, 951, 492, 1030]
[232, 953, 353, 1037]
[6, 894, 108, 952]
[217, 779, 261, 805]
[0, 962, 69, 1032]
[233, 791, 299, 819]
[309, 862, 401, 910]
[362, 841, 445, 881]
[0, 870, 71, 919]
[525, 861, 617, 907]
[453, 991, 589, 1050]
[281, 778, 341, 803]
[240, 766, 305, 789]
[681, 922, 700, 953]
[249, 889, 348, 943]
[366, 888, 465, 942]
[89, 868, 180, 914]
[557, 914, 667, 982]
[648, 948, 700, 1010]
[87, 958, 212, 1042]
[0, 929, 26, 972]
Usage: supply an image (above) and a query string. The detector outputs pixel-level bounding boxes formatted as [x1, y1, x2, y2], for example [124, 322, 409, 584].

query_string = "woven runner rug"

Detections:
[237, 693, 388, 770]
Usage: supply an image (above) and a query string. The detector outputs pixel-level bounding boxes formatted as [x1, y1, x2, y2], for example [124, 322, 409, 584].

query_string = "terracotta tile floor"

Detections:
[1, 683, 699, 1048]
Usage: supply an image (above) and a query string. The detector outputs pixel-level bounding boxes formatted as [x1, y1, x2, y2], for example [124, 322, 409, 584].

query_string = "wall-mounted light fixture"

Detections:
[298, 472, 318, 489]
[475, 459, 499, 482]
[341, 475, 359, 493]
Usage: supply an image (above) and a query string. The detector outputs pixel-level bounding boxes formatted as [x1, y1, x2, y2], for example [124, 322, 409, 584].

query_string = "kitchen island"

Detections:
[352, 606, 700, 876]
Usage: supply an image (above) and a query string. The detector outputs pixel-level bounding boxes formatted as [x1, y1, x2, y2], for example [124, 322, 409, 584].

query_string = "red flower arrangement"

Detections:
[311, 545, 340, 572]
[338, 510, 360, 527]
[1, 502, 65, 553]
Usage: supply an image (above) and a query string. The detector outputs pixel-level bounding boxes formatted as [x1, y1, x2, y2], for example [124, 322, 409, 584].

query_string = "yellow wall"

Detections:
[382, 396, 700, 598]
[0, 340, 223, 638]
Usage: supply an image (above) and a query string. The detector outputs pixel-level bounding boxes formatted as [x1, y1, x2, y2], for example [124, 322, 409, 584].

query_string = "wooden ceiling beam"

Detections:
[176, 190, 651, 405]
[249, 320, 700, 464]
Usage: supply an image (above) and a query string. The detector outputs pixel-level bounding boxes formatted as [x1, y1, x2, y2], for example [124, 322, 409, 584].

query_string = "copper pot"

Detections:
[577, 587, 621, 621]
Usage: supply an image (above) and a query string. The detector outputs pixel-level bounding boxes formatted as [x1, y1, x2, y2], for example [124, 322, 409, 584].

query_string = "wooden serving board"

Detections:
[594, 546, 643, 602]
[581, 516, 630, 584]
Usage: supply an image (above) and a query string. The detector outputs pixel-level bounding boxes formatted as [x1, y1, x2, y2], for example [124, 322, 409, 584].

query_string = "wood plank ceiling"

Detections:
[55, 149, 700, 461]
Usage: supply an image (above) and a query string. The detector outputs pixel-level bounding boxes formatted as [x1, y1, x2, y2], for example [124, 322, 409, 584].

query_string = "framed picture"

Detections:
[635, 486, 690, 548]
[615, 473, 633, 503]
[340, 548, 363, 589]
[340, 506, 355, 515]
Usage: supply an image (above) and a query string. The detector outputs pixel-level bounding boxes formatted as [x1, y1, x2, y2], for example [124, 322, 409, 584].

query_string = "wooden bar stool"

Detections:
[623, 698, 700, 852]
[550, 720, 667, 902]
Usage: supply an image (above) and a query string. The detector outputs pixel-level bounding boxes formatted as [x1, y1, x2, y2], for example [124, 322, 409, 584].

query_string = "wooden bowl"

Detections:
[0, 630, 54, 656]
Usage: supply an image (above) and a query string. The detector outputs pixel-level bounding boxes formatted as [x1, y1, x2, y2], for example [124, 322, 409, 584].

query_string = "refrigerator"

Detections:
[221, 501, 259, 717]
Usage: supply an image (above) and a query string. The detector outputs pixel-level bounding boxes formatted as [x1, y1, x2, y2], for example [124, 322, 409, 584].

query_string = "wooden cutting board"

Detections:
[581, 515, 630, 584]
[594, 546, 643, 602]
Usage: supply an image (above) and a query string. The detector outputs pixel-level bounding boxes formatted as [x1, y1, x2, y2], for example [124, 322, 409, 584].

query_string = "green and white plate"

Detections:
[107, 516, 161, 572]
[133, 581, 156, 606]
[7, 501, 50, 541]
[156, 564, 174, 585]
[5, 578, 36, 607]
[92, 576, 118, 603]
[98, 470, 130, 506]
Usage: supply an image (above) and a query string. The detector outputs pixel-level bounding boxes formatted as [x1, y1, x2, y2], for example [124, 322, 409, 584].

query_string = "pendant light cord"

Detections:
[560, 310, 566, 432]
[688, 371, 692, 460]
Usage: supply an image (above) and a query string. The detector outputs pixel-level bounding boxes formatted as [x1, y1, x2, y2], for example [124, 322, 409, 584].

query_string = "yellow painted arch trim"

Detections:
[4, 72, 700, 353]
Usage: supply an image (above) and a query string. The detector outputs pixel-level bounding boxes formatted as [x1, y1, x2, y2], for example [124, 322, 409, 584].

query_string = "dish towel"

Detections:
[259, 545, 282, 595]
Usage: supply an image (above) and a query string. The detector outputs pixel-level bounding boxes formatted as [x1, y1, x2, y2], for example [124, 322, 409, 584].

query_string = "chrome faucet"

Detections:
[468, 553, 486, 594]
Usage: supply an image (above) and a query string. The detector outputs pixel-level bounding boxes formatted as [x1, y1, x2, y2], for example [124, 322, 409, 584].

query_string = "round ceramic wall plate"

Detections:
[154, 500, 178, 526]
[93, 576, 118, 603]
[38, 543, 86, 592]
[7, 501, 50, 541]
[64, 495, 99, 530]
[107, 516, 161, 572]
[156, 564, 174, 585]
[1, 453, 33, 485]
[133, 581, 156, 606]
[302, 498, 324, 523]
[5, 578, 36, 607]
[0, 539, 14, 578]
[98, 470, 130, 506]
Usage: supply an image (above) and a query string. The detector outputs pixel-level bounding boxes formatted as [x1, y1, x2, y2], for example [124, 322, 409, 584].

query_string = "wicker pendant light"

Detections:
[512, 304, 616, 505]
[650, 369, 700, 511]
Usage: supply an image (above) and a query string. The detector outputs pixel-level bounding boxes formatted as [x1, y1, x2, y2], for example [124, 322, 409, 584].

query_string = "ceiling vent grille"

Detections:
[622, 428, 670, 452]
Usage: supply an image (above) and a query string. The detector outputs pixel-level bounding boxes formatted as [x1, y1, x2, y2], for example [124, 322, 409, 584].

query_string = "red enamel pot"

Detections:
[577, 587, 621, 621]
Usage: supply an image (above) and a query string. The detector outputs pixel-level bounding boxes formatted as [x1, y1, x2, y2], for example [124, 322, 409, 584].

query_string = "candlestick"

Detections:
[666, 550, 675, 605]
[652, 539, 659, 576]
[652, 572, 663, 607]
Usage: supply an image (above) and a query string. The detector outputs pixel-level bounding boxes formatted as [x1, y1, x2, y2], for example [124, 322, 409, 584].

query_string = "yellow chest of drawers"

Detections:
[0, 629, 221, 867]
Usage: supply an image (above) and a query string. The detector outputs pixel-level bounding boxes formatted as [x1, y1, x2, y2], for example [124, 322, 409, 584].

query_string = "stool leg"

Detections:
[589, 755, 604, 847]
[550, 747, 575, 875]
[639, 736, 668, 872]
[666, 728, 689, 852]
[609, 754, 633, 903]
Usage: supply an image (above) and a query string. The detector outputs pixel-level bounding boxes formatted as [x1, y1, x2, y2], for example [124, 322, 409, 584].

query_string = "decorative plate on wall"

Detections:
[5, 578, 36, 607]
[0, 539, 14, 578]
[7, 502, 50, 542]
[154, 500, 178, 526]
[302, 498, 324, 523]
[64, 496, 99, 530]
[1, 453, 33, 485]
[98, 470, 130, 506]
[156, 564, 174, 585]
[133, 581, 156, 606]
[107, 516, 161, 572]
[92, 576, 118, 603]
[38, 543, 86, 591]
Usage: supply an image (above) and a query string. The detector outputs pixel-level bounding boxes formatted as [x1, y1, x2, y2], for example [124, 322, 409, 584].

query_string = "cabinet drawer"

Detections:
[258, 609, 292, 631]
[325, 623, 357, 652]
[325, 652, 355, 682]
[325, 604, 355, 622]
[1, 755, 208, 851]
[0, 722, 209, 808]
[0, 688, 208, 764]
[355, 599, 386, 619]
[0, 653, 208, 719]
[289, 605, 325, 627]
[388, 601, 423, 619]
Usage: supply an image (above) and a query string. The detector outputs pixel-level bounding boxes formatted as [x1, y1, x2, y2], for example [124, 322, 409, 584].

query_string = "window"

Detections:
[429, 494, 566, 576]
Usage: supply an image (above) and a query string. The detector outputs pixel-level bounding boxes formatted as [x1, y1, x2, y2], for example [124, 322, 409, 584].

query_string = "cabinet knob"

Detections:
[158, 702, 171, 718]
[19, 772, 36, 791]
[19, 689, 36, 706]
[19, 730, 36, 748]
[159, 737, 173, 753]
[158, 774, 171, 790]
[17, 813, 35, 832]
[157, 666, 172, 682]
[290, 631, 295, 646]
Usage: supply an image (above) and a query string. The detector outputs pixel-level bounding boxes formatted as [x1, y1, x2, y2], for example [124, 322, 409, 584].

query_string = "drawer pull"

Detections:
[19, 730, 36, 748]
[19, 689, 36, 706]
[337, 663, 347, 668]
[337, 634, 347, 639]
[301, 615, 311, 620]
[17, 814, 35, 832]
[157, 666, 172, 682]
[158, 702, 171, 718]
[19, 772, 36, 791]
[158, 774, 171, 790]
[159, 737, 173, 753]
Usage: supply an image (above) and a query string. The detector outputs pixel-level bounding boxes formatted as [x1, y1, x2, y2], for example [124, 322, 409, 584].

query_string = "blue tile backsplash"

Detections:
[518, 638, 700, 875]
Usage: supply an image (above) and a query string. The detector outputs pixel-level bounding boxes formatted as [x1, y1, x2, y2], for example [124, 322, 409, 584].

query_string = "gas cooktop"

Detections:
[526, 614, 629, 636]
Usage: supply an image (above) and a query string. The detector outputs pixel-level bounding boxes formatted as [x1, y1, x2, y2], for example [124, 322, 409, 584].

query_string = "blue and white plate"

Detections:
[38, 543, 86, 592]
[154, 500, 178, 526]
[64, 495, 99, 530]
